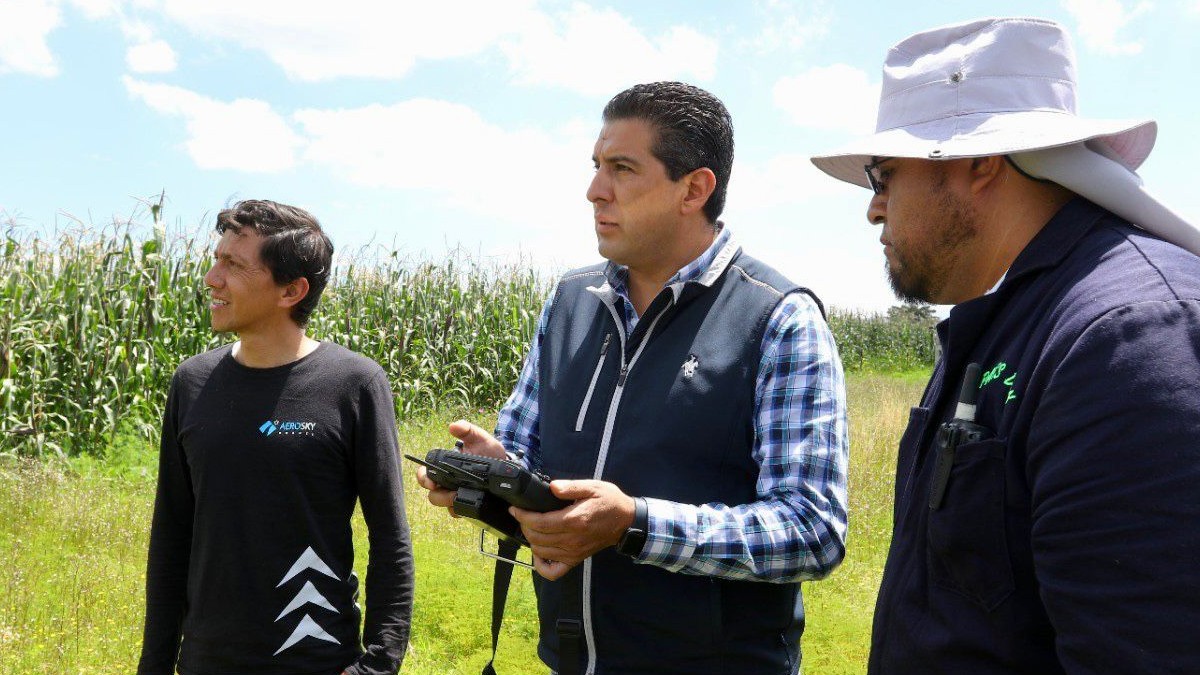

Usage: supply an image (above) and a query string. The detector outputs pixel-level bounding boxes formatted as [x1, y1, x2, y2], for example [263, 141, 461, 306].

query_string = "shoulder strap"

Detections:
[481, 539, 521, 675]
[481, 545, 585, 675]
[555, 566, 583, 675]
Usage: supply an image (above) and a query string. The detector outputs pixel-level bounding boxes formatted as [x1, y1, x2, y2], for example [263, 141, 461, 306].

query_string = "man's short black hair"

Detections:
[602, 81, 734, 223]
[215, 199, 333, 326]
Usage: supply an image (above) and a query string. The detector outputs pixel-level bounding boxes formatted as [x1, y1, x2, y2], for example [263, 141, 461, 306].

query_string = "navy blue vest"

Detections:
[533, 246, 820, 675]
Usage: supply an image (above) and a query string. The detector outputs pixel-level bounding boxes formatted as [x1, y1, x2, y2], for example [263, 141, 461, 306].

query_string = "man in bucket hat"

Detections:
[812, 17, 1200, 674]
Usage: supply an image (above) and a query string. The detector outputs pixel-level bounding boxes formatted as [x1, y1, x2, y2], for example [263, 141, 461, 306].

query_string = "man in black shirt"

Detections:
[138, 200, 412, 675]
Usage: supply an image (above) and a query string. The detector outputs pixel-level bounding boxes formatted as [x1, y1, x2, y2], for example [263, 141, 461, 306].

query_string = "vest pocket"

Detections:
[926, 437, 1014, 611]
[575, 333, 612, 432]
[898, 406, 930, 501]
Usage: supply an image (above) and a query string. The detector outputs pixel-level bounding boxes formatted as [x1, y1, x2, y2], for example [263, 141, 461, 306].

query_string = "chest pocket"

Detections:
[926, 437, 1015, 611]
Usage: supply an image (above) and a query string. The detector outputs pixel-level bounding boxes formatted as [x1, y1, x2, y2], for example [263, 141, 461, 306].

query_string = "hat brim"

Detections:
[810, 111, 1157, 189]
[1011, 143, 1200, 256]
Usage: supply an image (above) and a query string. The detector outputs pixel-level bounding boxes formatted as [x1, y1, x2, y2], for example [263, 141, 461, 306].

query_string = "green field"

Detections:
[0, 373, 922, 674]
[1, 223, 933, 672]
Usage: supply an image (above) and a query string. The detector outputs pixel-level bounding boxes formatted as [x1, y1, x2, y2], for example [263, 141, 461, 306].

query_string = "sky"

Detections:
[2, 0, 1198, 312]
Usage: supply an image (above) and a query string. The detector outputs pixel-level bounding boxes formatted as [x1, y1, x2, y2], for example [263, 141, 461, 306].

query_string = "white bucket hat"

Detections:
[809, 17, 1157, 188]
[811, 16, 1200, 256]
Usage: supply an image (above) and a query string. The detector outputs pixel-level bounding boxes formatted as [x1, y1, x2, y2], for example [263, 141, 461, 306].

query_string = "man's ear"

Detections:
[968, 155, 1007, 195]
[680, 167, 717, 216]
[279, 277, 311, 310]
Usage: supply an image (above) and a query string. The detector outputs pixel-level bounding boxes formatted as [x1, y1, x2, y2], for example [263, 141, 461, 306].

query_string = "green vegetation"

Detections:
[0, 375, 923, 674]
[0, 225, 544, 457]
[827, 302, 938, 373]
[1, 223, 935, 459]
[0, 216, 935, 671]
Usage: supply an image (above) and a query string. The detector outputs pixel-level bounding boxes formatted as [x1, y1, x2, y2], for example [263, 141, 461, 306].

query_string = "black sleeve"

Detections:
[1027, 300, 1200, 673]
[344, 370, 413, 675]
[137, 376, 194, 675]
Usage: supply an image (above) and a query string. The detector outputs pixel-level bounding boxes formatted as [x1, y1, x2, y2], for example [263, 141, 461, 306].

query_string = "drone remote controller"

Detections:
[406, 447, 570, 546]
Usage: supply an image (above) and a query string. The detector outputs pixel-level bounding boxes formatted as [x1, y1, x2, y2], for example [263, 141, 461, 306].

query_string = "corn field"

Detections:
[827, 310, 939, 373]
[0, 222, 934, 458]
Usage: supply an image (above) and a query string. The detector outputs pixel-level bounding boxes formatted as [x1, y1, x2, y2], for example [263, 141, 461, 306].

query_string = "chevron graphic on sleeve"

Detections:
[276, 546, 339, 587]
[275, 580, 338, 621]
[273, 614, 340, 656]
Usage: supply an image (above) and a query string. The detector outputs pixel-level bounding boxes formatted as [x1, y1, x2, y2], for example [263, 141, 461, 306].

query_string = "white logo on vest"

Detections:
[682, 354, 699, 379]
[274, 546, 341, 656]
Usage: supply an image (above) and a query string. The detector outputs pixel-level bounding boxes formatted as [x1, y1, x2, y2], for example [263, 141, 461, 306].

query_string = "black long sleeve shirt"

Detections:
[138, 342, 413, 675]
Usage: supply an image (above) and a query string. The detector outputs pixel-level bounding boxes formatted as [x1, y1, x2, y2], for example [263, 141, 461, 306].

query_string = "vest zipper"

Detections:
[581, 296, 672, 675]
[574, 333, 612, 432]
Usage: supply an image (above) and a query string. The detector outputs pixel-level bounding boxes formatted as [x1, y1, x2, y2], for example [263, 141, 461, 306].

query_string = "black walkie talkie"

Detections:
[929, 362, 993, 510]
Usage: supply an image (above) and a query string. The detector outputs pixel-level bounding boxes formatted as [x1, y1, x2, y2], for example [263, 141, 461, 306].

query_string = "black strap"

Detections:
[481, 545, 586, 675]
[481, 538, 521, 675]
[556, 565, 584, 675]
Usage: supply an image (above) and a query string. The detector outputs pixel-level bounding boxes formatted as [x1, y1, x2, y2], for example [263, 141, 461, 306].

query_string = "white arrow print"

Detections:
[274, 614, 340, 655]
[275, 580, 337, 621]
[277, 546, 339, 587]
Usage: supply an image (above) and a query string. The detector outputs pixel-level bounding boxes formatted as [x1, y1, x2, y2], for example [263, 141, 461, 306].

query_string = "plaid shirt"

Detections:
[495, 228, 848, 582]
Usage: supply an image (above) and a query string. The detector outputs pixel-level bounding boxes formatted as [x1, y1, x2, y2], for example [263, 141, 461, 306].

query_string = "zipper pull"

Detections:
[617, 366, 628, 387]
[600, 333, 611, 355]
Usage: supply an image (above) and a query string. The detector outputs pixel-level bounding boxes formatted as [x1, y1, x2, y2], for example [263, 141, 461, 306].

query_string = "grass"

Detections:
[0, 372, 924, 674]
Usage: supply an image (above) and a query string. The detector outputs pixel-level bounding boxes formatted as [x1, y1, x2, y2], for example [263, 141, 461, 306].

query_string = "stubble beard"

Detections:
[886, 178, 977, 304]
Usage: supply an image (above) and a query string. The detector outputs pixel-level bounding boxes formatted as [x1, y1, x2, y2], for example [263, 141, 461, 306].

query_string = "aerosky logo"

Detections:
[259, 420, 318, 437]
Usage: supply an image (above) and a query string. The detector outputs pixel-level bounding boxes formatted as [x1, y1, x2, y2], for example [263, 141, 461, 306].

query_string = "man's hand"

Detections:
[414, 419, 508, 512]
[511, 479, 636, 580]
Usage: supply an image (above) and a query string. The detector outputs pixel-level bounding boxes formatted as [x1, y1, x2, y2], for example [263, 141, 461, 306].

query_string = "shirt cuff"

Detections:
[636, 497, 698, 571]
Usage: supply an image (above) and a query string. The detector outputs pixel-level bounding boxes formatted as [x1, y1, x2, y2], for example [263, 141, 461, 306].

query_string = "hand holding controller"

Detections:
[406, 447, 570, 546]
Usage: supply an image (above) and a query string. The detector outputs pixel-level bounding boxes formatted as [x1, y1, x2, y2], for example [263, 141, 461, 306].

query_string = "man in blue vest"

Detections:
[418, 81, 848, 674]
[811, 17, 1200, 674]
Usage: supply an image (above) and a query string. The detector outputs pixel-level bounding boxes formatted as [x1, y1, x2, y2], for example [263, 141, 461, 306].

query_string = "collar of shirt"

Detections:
[601, 224, 733, 332]
[986, 270, 1008, 295]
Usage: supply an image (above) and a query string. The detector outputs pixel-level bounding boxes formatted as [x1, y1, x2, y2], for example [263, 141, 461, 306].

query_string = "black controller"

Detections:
[406, 447, 570, 546]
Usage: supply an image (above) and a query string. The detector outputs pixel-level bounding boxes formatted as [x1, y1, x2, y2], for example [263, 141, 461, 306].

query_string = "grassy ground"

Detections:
[0, 373, 923, 674]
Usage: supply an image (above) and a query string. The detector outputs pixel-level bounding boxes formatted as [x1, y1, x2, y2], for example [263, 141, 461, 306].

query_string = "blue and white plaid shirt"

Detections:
[495, 228, 848, 582]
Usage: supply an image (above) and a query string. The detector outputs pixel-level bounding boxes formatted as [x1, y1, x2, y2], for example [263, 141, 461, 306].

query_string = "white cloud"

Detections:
[120, 75, 599, 237]
[126, 38, 177, 73]
[501, 3, 718, 97]
[295, 99, 594, 230]
[151, 1, 716, 92]
[0, 0, 63, 77]
[1061, 0, 1153, 55]
[152, 0, 539, 81]
[67, 0, 120, 20]
[747, 0, 832, 53]
[726, 152, 856, 214]
[773, 64, 879, 134]
[123, 76, 303, 172]
[22, 0, 717, 96]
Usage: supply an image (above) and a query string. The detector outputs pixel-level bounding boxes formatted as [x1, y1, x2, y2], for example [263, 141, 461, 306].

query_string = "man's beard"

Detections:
[886, 181, 977, 304]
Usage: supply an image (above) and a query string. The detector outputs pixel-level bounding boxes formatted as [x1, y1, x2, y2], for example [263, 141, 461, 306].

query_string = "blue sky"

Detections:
[2, 0, 1197, 311]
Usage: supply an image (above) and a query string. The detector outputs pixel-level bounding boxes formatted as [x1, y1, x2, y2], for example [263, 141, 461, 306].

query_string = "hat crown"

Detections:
[878, 18, 1078, 133]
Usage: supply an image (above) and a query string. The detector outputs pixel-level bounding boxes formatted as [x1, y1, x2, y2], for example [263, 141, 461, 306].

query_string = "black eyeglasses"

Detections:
[864, 157, 893, 195]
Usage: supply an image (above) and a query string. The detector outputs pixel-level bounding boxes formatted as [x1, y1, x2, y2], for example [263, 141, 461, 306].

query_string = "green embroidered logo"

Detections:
[979, 361, 1019, 404]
